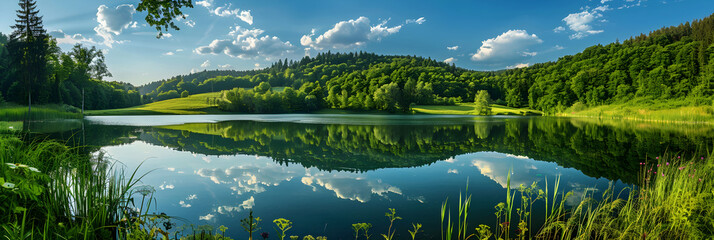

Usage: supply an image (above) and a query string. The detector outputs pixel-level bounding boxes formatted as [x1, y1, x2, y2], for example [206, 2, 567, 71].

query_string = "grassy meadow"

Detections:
[412, 103, 542, 116]
[559, 98, 714, 124]
[86, 92, 224, 115]
[0, 103, 82, 121]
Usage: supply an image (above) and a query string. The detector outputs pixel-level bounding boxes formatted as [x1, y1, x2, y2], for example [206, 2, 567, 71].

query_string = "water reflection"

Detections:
[32, 115, 714, 239]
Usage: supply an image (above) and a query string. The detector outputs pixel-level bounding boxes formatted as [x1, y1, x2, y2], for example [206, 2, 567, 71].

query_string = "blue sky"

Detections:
[1, 0, 713, 85]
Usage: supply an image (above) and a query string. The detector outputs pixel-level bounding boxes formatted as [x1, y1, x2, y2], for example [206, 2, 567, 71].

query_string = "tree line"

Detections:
[146, 13, 714, 114]
[0, 0, 148, 111]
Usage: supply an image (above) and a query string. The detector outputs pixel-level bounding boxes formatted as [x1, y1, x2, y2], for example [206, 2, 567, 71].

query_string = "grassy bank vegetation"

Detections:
[0, 103, 82, 121]
[0, 135, 149, 239]
[86, 92, 224, 115]
[412, 103, 542, 116]
[559, 97, 714, 123]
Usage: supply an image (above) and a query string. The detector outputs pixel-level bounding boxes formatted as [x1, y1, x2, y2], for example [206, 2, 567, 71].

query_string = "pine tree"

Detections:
[8, 0, 48, 114]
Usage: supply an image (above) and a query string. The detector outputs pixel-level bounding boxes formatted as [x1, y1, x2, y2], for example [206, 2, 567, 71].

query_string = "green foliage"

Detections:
[241, 210, 261, 240]
[0, 103, 82, 121]
[181, 90, 189, 98]
[351, 223, 372, 240]
[0, 136, 147, 239]
[473, 90, 492, 115]
[408, 223, 422, 240]
[136, 0, 194, 38]
[273, 218, 292, 240]
[0, 29, 140, 110]
[381, 208, 401, 240]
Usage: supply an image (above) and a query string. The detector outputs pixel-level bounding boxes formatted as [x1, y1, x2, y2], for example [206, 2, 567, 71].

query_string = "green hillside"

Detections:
[131, 13, 714, 120]
[86, 92, 223, 115]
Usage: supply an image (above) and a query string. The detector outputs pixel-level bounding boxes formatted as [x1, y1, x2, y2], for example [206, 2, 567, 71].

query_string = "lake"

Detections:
[32, 115, 714, 239]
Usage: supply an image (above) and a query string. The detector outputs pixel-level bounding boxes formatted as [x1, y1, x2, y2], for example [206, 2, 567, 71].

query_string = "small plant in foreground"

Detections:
[242, 210, 262, 240]
[408, 223, 422, 240]
[381, 208, 402, 240]
[274, 218, 292, 240]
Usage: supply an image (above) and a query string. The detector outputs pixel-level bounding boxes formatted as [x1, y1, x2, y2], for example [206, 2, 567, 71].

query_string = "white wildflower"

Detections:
[2, 182, 16, 189]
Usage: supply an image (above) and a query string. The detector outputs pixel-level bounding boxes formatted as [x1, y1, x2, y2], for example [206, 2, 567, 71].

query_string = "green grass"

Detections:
[0, 121, 22, 133]
[560, 98, 714, 123]
[0, 103, 82, 121]
[412, 103, 542, 116]
[0, 135, 147, 239]
[86, 92, 224, 115]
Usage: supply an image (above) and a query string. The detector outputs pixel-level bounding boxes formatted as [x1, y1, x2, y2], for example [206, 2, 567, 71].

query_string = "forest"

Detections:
[140, 13, 714, 114]
[2, 2, 714, 114]
[0, 34, 141, 110]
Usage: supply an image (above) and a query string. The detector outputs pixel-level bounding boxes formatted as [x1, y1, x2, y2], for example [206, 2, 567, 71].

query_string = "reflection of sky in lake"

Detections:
[102, 140, 618, 240]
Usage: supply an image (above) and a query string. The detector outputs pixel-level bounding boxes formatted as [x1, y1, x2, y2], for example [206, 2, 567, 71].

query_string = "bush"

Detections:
[567, 101, 588, 112]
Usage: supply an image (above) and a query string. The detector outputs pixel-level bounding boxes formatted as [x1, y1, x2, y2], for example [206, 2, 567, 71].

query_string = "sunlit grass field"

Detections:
[412, 103, 542, 116]
[560, 98, 714, 123]
[86, 92, 224, 115]
[0, 103, 82, 120]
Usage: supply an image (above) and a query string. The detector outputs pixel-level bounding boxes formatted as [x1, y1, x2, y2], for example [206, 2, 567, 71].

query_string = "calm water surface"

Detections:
[37, 115, 714, 239]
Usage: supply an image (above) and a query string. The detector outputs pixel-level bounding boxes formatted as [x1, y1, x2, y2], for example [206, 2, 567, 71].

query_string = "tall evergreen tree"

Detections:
[7, 0, 49, 113]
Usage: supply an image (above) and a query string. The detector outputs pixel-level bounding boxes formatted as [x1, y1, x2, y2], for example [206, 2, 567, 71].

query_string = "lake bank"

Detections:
[559, 102, 714, 124]
[82, 91, 542, 116]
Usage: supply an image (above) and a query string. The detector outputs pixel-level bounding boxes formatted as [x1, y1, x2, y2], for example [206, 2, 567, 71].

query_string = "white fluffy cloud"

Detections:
[218, 64, 231, 68]
[406, 17, 426, 25]
[506, 63, 530, 69]
[444, 57, 456, 64]
[301, 172, 402, 203]
[94, 4, 135, 47]
[201, 60, 211, 68]
[196, 0, 253, 25]
[49, 30, 97, 45]
[447, 45, 459, 51]
[195, 27, 293, 59]
[470, 30, 543, 65]
[300, 17, 404, 50]
[199, 213, 215, 221]
[561, 6, 610, 39]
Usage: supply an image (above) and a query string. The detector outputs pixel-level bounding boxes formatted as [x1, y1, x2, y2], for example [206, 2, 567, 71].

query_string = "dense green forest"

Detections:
[0, 32, 142, 110]
[4, 0, 713, 114]
[0, 0, 140, 111]
[141, 13, 714, 114]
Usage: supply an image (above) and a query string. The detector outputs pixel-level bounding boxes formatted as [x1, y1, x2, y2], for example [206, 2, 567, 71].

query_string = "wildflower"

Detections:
[657, 164, 661, 167]
[678, 167, 685, 170]
[666, 162, 669, 165]
[28, 167, 40, 173]
[2, 182, 16, 189]
[677, 156, 680, 159]
[262, 232, 270, 239]
[5, 163, 17, 169]
[134, 185, 155, 197]
[699, 178, 703, 182]
[661, 173, 664, 177]
[701, 157, 704, 160]
[656, 157, 659, 160]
